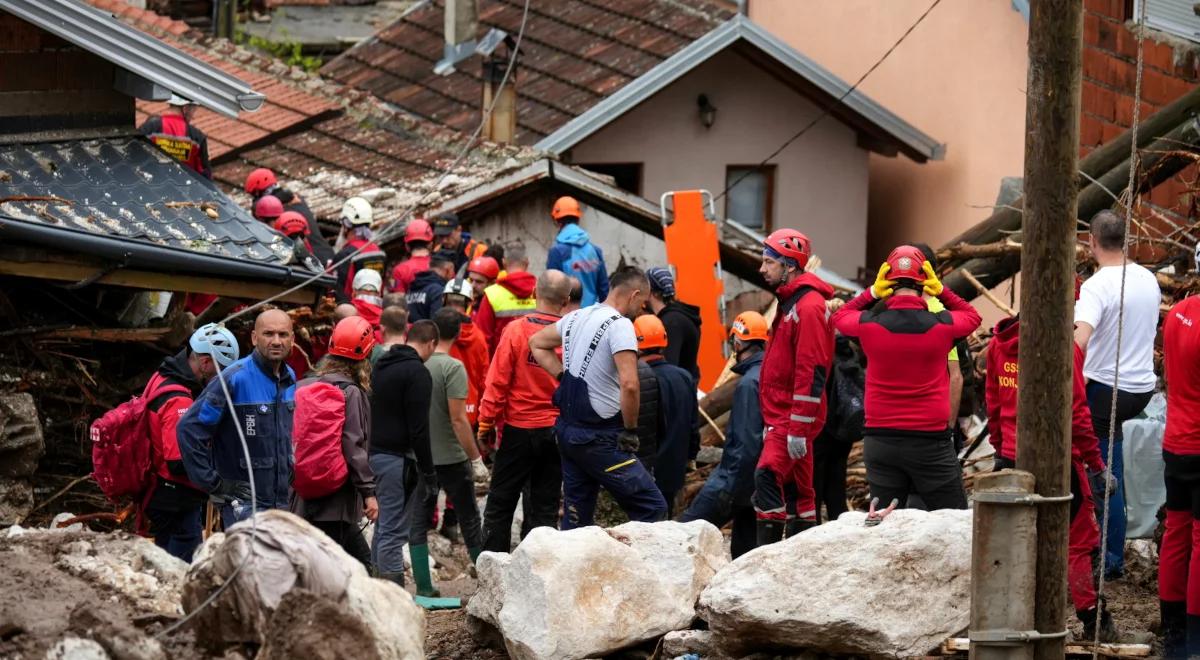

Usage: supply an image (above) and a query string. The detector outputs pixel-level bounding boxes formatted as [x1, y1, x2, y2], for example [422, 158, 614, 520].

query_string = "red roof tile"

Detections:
[322, 0, 736, 144]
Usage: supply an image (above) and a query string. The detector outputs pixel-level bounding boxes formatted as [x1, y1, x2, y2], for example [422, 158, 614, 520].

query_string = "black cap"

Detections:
[433, 212, 460, 236]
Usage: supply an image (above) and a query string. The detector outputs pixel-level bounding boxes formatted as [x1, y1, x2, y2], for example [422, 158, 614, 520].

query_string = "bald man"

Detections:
[179, 309, 298, 527]
[334, 303, 359, 321]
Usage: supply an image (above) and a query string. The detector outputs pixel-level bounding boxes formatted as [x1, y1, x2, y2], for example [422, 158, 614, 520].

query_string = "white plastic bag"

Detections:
[1123, 393, 1166, 539]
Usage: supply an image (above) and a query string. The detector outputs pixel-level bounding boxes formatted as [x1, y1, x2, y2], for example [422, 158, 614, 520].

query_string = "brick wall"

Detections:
[1081, 0, 1200, 225]
[0, 13, 132, 136]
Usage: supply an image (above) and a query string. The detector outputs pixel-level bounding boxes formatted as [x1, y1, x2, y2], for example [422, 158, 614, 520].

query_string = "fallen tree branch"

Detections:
[960, 270, 1017, 317]
[19, 474, 92, 523]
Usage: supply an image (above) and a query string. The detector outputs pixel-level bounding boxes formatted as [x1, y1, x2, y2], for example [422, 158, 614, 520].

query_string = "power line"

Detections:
[715, 0, 943, 205]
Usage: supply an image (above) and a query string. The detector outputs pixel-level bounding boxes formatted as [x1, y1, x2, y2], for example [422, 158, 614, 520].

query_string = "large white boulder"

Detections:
[698, 509, 972, 658]
[471, 521, 727, 660]
[183, 510, 424, 659]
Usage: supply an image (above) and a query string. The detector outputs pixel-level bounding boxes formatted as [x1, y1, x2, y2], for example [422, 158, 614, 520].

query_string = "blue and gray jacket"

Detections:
[547, 223, 609, 307]
[177, 350, 296, 510]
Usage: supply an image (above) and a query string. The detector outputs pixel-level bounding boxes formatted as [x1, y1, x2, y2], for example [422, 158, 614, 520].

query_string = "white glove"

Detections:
[471, 457, 490, 484]
[787, 435, 808, 460]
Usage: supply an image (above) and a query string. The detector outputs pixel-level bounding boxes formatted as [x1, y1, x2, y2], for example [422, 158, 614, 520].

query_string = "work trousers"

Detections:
[558, 429, 667, 529]
[863, 433, 967, 511]
[145, 504, 203, 563]
[312, 520, 372, 571]
[369, 452, 417, 576]
[753, 429, 815, 521]
[412, 460, 483, 550]
[1160, 452, 1200, 615]
[482, 425, 562, 553]
[1086, 381, 1153, 577]
[813, 435, 852, 523]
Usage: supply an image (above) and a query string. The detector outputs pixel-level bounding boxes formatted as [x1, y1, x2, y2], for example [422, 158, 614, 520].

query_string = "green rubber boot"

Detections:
[409, 544, 439, 598]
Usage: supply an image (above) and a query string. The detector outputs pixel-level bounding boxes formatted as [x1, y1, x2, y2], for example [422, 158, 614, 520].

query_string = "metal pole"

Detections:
[969, 470, 1037, 660]
[1016, 1, 1082, 658]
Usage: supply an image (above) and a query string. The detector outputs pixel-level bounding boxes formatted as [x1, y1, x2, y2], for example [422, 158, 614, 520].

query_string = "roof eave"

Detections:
[0, 0, 265, 118]
[535, 15, 945, 163]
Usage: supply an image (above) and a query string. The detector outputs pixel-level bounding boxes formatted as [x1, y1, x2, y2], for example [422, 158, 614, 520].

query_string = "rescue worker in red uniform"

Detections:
[389, 219, 435, 294]
[332, 197, 386, 303]
[245, 168, 334, 267]
[142, 324, 239, 561]
[139, 95, 211, 178]
[753, 229, 834, 544]
[986, 296, 1119, 642]
[273, 211, 322, 272]
[477, 270, 573, 551]
[831, 246, 981, 511]
[466, 256, 500, 305]
[442, 278, 490, 430]
[475, 241, 537, 355]
[1160, 245, 1200, 658]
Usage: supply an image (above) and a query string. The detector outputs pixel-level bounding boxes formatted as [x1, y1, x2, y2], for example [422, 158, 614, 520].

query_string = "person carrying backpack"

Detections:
[290, 316, 378, 569]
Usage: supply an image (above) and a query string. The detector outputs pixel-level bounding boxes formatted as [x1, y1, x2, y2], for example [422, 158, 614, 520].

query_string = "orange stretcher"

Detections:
[660, 190, 726, 392]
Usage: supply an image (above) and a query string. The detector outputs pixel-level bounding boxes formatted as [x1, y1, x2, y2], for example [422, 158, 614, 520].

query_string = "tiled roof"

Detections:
[322, 0, 737, 144]
[0, 137, 295, 267]
[85, 0, 339, 158]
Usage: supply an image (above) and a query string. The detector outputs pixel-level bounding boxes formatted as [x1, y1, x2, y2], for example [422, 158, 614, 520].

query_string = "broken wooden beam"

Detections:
[941, 637, 1150, 657]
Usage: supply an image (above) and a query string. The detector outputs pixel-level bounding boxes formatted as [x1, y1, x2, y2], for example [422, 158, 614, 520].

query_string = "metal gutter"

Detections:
[535, 15, 944, 162]
[0, 214, 333, 289]
[0, 0, 265, 118]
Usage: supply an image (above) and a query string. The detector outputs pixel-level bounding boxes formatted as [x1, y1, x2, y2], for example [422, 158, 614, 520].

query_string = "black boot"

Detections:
[1187, 613, 1200, 659]
[756, 520, 784, 546]
[1079, 601, 1121, 644]
[1162, 600, 1186, 659]
[379, 571, 406, 588]
[785, 519, 816, 538]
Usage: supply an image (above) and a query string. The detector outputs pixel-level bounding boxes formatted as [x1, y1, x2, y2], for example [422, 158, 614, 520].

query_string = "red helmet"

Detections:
[405, 219, 434, 244]
[254, 195, 284, 220]
[885, 245, 927, 283]
[763, 229, 811, 269]
[467, 256, 500, 281]
[273, 211, 309, 238]
[327, 316, 376, 361]
[244, 168, 277, 196]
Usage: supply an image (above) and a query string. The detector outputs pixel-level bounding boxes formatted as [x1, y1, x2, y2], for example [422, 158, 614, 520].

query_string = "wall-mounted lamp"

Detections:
[697, 94, 717, 129]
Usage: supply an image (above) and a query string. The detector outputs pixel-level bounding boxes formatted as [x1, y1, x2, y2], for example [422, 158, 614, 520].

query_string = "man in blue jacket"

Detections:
[634, 314, 699, 518]
[178, 309, 297, 527]
[547, 196, 609, 307]
[678, 311, 767, 558]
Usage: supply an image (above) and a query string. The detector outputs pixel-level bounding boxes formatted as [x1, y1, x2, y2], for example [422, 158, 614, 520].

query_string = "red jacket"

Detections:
[144, 351, 204, 491]
[474, 270, 537, 355]
[832, 289, 981, 433]
[986, 317, 1105, 471]
[479, 311, 561, 429]
[759, 274, 834, 439]
[450, 319, 490, 427]
[389, 253, 430, 294]
[1165, 296, 1200, 455]
[352, 298, 385, 345]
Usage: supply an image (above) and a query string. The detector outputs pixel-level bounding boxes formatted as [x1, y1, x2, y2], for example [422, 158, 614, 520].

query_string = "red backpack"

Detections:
[90, 376, 189, 503]
[292, 380, 352, 500]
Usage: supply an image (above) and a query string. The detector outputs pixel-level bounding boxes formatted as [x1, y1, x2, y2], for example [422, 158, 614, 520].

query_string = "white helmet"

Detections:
[167, 94, 192, 107]
[352, 268, 382, 292]
[190, 323, 239, 367]
[443, 277, 474, 301]
[341, 197, 374, 227]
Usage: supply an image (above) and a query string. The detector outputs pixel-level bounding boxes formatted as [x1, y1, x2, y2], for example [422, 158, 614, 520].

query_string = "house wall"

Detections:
[565, 49, 870, 279]
[0, 13, 132, 138]
[749, 0, 1030, 267]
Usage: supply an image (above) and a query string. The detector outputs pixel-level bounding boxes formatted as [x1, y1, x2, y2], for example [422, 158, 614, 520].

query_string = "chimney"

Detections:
[444, 0, 478, 62]
[482, 49, 518, 144]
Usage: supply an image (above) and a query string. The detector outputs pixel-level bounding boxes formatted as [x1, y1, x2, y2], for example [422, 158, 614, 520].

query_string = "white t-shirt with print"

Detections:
[556, 304, 638, 419]
[1074, 263, 1160, 393]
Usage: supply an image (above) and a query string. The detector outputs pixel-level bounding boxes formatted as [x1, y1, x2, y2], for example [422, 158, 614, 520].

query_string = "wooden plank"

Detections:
[942, 638, 1150, 657]
[0, 259, 318, 305]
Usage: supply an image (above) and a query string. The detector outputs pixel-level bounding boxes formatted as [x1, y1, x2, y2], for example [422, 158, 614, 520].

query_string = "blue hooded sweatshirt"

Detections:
[547, 223, 609, 307]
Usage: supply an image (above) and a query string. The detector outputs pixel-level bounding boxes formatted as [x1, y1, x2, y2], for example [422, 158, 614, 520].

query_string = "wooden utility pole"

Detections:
[1015, 1, 1082, 658]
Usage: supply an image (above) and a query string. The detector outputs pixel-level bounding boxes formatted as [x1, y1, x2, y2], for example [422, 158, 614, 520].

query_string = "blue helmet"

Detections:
[190, 323, 239, 367]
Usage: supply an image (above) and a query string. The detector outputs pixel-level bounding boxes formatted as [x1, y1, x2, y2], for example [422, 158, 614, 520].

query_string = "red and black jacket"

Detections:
[759, 273, 835, 440]
[145, 350, 206, 494]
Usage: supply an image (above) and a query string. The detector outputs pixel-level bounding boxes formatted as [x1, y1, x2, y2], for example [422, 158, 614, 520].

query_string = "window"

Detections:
[724, 165, 775, 232]
[1135, 0, 1200, 43]
[577, 163, 643, 196]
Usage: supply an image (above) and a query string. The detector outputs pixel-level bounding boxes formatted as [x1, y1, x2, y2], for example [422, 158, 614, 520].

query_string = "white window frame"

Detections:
[1135, 0, 1200, 43]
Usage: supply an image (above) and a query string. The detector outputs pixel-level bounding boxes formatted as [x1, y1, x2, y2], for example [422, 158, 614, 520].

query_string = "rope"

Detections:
[714, 0, 942, 203]
[221, 0, 534, 325]
[1093, 1, 1147, 653]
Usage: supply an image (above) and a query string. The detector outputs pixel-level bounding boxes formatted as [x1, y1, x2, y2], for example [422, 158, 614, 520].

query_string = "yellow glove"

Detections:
[871, 263, 895, 300]
[921, 260, 944, 297]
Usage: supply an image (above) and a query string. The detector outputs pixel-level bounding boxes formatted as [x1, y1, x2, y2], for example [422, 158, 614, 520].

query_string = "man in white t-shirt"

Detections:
[530, 267, 667, 528]
[1074, 209, 1160, 579]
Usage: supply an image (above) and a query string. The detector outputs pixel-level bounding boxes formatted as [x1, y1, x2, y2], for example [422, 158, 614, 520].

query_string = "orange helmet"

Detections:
[729, 311, 769, 343]
[634, 314, 668, 351]
[244, 168, 277, 196]
[467, 256, 500, 281]
[552, 196, 582, 222]
[273, 211, 309, 238]
[328, 316, 376, 361]
[885, 245, 927, 284]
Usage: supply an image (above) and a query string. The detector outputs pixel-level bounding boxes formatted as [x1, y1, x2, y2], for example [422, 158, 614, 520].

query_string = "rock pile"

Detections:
[0, 393, 44, 524]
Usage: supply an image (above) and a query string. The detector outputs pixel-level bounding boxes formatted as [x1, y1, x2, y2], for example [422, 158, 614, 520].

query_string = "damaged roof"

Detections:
[0, 137, 328, 288]
[322, 0, 737, 144]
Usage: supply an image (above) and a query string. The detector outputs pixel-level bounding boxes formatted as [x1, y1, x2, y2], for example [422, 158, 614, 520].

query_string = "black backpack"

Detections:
[825, 336, 866, 445]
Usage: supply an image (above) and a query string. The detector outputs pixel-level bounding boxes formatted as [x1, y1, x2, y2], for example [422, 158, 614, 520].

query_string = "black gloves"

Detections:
[213, 479, 252, 502]
[618, 429, 640, 454]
